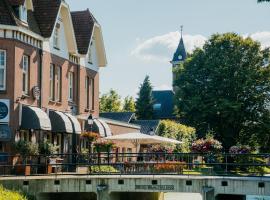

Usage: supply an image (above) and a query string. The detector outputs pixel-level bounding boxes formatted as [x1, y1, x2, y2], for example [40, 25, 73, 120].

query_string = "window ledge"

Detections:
[0, 90, 7, 94]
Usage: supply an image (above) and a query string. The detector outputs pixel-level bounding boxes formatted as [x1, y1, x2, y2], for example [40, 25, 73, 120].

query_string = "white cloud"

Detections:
[249, 32, 270, 49]
[131, 31, 206, 63]
[131, 31, 270, 63]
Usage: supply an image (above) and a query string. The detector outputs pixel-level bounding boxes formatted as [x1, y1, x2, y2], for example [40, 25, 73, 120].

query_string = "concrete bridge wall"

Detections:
[0, 175, 269, 200]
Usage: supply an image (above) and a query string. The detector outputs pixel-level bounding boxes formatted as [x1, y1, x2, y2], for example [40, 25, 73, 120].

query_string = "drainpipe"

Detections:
[38, 49, 43, 109]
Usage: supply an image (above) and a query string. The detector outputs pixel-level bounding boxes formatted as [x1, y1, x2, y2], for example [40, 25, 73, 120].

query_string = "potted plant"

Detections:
[39, 141, 58, 174]
[81, 132, 100, 154]
[14, 140, 39, 175]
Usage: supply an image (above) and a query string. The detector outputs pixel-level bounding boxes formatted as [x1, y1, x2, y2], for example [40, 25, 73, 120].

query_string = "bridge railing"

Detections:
[0, 153, 269, 176]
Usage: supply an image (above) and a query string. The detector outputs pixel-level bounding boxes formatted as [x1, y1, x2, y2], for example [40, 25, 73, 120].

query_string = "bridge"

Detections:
[0, 153, 269, 200]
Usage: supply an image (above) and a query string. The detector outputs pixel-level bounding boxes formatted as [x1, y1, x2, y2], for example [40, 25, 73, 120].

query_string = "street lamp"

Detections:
[88, 114, 94, 126]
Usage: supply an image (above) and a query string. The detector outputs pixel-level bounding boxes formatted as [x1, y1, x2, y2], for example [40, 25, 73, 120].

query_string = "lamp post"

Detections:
[87, 114, 94, 154]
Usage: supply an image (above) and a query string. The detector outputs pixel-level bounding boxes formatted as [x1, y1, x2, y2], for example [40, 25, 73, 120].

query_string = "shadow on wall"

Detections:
[38, 192, 97, 200]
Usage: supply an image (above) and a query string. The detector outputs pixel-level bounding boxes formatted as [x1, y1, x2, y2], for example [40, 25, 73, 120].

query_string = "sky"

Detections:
[66, 0, 270, 99]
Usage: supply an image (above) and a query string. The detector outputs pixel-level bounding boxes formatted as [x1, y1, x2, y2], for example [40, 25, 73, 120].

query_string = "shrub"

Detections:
[15, 141, 39, 156]
[157, 120, 196, 152]
[39, 141, 58, 155]
[229, 145, 251, 154]
[90, 165, 118, 173]
[154, 162, 186, 173]
[0, 185, 28, 200]
[191, 137, 222, 154]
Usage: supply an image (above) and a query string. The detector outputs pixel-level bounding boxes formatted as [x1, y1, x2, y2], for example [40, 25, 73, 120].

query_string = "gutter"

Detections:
[38, 49, 43, 108]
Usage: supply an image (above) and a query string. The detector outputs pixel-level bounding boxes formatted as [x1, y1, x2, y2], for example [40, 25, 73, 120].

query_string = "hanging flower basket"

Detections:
[94, 140, 117, 152]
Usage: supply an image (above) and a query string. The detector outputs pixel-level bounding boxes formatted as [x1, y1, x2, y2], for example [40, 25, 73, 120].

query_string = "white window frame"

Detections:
[88, 42, 93, 64]
[22, 55, 29, 94]
[53, 24, 60, 49]
[55, 66, 61, 102]
[68, 72, 74, 101]
[19, 4, 28, 23]
[49, 64, 54, 100]
[0, 50, 6, 91]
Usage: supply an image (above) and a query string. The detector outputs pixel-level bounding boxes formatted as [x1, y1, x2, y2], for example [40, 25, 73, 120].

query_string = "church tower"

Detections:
[170, 26, 187, 92]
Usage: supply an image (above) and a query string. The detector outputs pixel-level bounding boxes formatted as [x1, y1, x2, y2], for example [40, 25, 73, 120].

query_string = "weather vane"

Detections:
[180, 25, 183, 38]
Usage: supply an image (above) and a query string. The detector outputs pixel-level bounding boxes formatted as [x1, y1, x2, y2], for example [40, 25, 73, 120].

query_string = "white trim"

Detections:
[0, 25, 43, 40]
[65, 113, 82, 134]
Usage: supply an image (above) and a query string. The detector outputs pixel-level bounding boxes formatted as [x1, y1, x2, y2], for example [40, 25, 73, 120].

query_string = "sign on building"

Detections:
[0, 99, 9, 124]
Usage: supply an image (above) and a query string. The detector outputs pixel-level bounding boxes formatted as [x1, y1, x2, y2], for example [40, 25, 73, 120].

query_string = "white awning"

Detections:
[65, 113, 82, 134]
[97, 119, 112, 137]
[21, 106, 51, 131]
[94, 119, 105, 137]
[49, 110, 73, 133]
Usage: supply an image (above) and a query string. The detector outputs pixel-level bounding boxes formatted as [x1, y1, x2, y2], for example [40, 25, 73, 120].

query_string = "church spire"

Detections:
[171, 25, 187, 64]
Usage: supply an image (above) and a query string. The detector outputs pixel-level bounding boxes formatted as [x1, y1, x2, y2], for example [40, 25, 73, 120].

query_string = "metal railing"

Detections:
[0, 153, 269, 177]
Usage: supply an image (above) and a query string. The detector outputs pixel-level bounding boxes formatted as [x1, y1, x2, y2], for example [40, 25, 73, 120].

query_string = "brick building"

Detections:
[0, 0, 108, 154]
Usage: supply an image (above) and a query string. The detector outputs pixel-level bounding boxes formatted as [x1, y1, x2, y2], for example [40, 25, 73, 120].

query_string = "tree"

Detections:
[99, 89, 122, 112]
[135, 75, 154, 119]
[174, 33, 270, 150]
[156, 120, 196, 153]
[123, 96, 136, 112]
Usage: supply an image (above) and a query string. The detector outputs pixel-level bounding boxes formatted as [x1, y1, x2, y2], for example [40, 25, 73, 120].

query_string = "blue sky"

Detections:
[66, 0, 270, 99]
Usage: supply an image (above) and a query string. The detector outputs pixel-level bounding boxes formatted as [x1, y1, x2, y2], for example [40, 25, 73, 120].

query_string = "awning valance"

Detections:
[21, 106, 51, 131]
[49, 110, 73, 133]
[85, 118, 111, 137]
[0, 124, 11, 141]
[65, 113, 82, 134]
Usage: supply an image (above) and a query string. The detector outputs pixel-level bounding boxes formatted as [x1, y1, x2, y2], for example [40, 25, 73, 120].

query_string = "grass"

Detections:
[0, 185, 28, 200]
[90, 165, 119, 173]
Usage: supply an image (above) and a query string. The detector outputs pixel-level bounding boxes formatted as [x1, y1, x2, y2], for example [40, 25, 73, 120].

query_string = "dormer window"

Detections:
[53, 24, 60, 49]
[19, 5, 28, 22]
[153, 103, 162, 111]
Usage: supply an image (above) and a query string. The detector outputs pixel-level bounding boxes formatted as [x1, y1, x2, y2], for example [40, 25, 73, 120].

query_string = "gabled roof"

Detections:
[0, 0, 16, 26]
[131, 120, 160, 135]
[152, 90, 175, 119]
[100, 112, 135, 123]
[71, 9, 96, 55]
[172, 37, 187, 63]
[32, 0, 61, 38]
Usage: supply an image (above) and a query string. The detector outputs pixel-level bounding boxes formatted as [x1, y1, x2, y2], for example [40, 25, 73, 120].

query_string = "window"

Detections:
[68, 72, 74, 101]
[55, 66, 61, 102]
[49, 64, 55, 100]
[53, 24, 60, 49]
[0, 50, 6, 90]
[22, 55, 29, 94]
[85, 76, 90, 108]
[153, 103, 162, 111]
[19, 5, 27, 22]
[91, 78, 94, 110]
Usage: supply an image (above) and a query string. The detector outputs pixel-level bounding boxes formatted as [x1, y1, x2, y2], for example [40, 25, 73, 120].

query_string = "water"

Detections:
[164, 193, 202, 200]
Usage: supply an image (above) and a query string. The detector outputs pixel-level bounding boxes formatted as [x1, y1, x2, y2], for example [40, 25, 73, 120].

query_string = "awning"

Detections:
[85, 118, 111, 137]
[65, 113, 82, 134]
[21, 106, 51, 131]
[0, 124, 11, 141]
[49, 110, 73, 133]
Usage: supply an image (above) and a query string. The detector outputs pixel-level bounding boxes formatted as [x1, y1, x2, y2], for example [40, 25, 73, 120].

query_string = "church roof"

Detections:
[171, 35, 187, 63]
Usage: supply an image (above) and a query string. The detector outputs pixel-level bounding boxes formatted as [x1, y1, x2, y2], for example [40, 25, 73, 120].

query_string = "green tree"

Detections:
[99, 89, 122, 112]
[123, 96, 136, 112]
[157, 120, 196, 152]
[135, 75, 154, 119]
[174, 33, 270, 150]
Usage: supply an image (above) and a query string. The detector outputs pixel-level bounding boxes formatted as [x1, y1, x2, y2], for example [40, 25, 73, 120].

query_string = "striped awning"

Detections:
[21, 106, 51, 131]
[85, 118, 111, 137]
[49, 110, 73, 133]
[65, 113, 82, 134]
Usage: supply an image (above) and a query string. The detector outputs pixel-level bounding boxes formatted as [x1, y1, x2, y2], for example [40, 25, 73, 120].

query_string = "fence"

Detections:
[0, 153, 269, 177]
